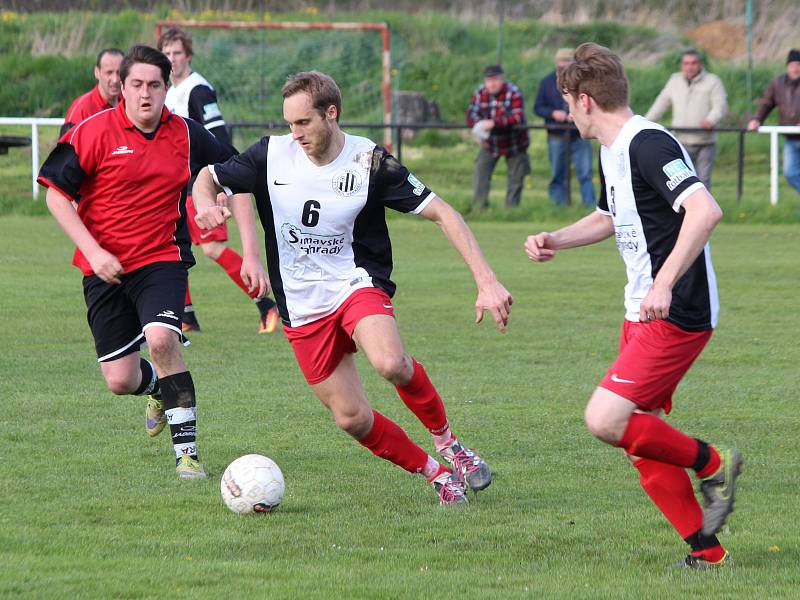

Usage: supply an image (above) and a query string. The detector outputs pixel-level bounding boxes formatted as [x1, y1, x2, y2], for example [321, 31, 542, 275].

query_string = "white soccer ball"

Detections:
[220, 454, 285, 514]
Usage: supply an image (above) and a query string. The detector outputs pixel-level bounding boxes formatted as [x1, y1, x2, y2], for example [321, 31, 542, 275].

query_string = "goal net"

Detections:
[155, 20, 391, 148]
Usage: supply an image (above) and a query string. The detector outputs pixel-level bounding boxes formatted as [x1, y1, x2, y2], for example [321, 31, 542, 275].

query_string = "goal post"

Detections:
[155, 20, 392, 148]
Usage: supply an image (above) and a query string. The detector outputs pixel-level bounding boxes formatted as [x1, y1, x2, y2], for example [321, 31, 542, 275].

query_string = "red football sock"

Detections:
[691, 545, 726, 563]
[395, 359, 449, 435]
[184, 285, 192, 307]
[357, 410, 428, 473]
[215, 247, 256, 298]
[633, 457, 703, 539]
[696, 446, 721, 479]
[618, 413, 700, 468]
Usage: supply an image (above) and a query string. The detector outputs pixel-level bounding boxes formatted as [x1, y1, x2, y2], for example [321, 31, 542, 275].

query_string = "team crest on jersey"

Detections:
[662, 158, 693, 191]
[407, 173, 425, 196]
[332, 170, 362, 196]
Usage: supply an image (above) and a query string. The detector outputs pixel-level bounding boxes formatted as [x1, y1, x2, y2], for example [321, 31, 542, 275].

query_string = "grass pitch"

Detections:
[0, 216, 797, 598]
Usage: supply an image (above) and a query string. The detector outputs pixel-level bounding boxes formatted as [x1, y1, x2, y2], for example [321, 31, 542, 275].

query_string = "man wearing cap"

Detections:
[534, 48, 596, 207]
[748, 49, 800, 194]
[466, 64, 530, 210]
[646, 49, 727, 190]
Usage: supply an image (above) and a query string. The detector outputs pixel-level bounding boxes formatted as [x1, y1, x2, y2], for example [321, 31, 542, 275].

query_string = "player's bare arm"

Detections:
[525, 210, 614, 262]
[640, 188, 723, 321]
[227, 192, 270, 299]
[45, 187, 124, 284]
[192, 166, 230, 228]
[418, 196, 513, 333]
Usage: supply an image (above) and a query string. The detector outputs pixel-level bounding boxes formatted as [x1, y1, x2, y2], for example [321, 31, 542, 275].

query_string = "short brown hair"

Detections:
[157, 27, 193, 57]
[120, 45, 172, 86]
[281, 71, 342, 122]
[557, 42, 628, 111]
[96, 48, 124, 68]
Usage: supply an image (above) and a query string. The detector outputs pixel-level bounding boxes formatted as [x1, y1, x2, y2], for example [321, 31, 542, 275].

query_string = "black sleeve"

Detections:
[185, 118, 237, 179]
[630, 130, 702, 208]
[597, 149, 609, 213]
[368, 146, 434, 213]
[212, 137, 269, 195]
[37, 142, 86, 202]
[188, 85, 230, 145]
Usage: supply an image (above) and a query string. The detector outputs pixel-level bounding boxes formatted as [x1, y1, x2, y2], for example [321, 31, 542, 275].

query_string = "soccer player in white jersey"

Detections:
[525, 43, 741, 569]
[159, 27, 279, 335]
[192, 71, 513, 505]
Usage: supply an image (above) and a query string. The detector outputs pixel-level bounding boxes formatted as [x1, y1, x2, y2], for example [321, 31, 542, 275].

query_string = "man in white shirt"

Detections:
[192, 71, 513, 506]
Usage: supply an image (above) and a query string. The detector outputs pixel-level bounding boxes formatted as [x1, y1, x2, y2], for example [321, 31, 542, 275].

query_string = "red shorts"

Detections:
[284, 287, 395, 385]
[186, 195, 228, 245]
[599, 319, 712, 414]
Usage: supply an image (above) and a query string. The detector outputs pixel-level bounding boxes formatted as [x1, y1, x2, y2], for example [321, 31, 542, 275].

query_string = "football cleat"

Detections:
[145, 395, 166, 437]
[671, 551, 732, 570]
[429, 466, 468, 506]
[176, 453, 206, 479]
[700, 447, 743, 535]
[438, 439, 492, 491]
[182, 306, 201, 332]
[256, 298, 280, 334]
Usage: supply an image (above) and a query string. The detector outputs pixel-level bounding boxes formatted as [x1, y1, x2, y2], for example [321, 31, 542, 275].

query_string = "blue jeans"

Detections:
[547, 136, 596, 207]
[783, 137, 800, 193]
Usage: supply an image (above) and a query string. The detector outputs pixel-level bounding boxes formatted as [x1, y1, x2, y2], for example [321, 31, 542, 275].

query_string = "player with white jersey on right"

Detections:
[192, 71, 513, 506]
[524, 43, 741, 569]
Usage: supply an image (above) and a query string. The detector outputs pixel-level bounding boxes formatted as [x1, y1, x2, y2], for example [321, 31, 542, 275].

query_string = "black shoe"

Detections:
[255, 297, 279, 334]
[182, 306, 201, 332]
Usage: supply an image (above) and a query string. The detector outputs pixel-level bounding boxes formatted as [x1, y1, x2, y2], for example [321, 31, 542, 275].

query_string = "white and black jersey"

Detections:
[210, 133, 435, 326]
[598, 115, 719, 331]
[166, 71, 230, 145]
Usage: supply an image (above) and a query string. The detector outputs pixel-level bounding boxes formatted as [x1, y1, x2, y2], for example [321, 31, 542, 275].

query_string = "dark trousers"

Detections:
[473, 148, 531, 209]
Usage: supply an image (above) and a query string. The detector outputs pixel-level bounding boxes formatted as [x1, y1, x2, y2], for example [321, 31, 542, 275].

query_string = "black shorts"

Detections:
[83, 261, 189, 362]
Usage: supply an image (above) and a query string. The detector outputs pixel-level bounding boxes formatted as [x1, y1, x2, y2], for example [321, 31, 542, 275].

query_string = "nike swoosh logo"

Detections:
[383, 304, 393, 309]
[273, 180, 290, 186]
[199, 232, 213, 239]
[610, 373, 636, 384]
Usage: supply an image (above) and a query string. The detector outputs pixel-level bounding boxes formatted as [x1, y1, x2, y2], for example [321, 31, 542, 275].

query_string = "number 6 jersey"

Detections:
[210, 133, 435, 326]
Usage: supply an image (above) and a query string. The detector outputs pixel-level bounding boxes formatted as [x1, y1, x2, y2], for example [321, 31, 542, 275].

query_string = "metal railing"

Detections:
[2, 116, 798, 205]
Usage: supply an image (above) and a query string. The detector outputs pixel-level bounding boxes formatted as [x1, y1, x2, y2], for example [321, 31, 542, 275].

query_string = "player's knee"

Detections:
[104, 372, 137, 395]
[146, 333, 180, 364]
[200, 241, 222, 259]
[584, 407, 622, 445]
[373, 353, 411, 384]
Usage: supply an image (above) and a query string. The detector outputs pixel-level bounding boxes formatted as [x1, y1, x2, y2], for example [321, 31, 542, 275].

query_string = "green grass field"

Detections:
[1, 215, 797, 598]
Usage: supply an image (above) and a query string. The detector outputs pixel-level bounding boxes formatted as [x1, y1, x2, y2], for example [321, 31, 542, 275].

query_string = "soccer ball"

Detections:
[220, 454, 285, 514]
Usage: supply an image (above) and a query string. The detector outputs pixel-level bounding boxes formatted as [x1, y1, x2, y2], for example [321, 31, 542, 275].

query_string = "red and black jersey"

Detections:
[61, 85, 113, 136]
[38, 100, 236, 276]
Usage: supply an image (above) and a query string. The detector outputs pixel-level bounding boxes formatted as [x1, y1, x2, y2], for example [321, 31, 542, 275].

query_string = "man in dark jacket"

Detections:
[534, 48, 595, 207]
[748, 49, 800, 193]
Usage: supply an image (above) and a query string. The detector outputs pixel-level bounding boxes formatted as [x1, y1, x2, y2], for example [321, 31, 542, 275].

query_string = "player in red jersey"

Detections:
[38, 45, 268, 479]
[192, 71, 512, 505]
[525, 43, 741, 569]
[61, 48, 124, 136]
[158, 27, 279, 335]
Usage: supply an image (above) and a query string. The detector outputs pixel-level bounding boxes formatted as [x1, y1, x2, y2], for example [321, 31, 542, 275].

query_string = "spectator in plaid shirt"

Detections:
[466, 64, 531, 210]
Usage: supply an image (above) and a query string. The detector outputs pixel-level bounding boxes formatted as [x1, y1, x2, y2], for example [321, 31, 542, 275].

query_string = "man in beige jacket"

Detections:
[646, 50, 727, 189]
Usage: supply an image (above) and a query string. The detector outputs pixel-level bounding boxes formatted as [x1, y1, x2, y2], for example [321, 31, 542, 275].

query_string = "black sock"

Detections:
[692, 438, 712, 473]
[256, 296, 276, 315]
[684, 529, 721, 552]
[159, 371, 198, 460]
[133, 358, 160, 396]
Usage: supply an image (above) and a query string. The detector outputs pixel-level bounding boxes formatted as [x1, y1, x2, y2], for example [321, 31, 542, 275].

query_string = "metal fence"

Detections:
[3, 116, 798, 205]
